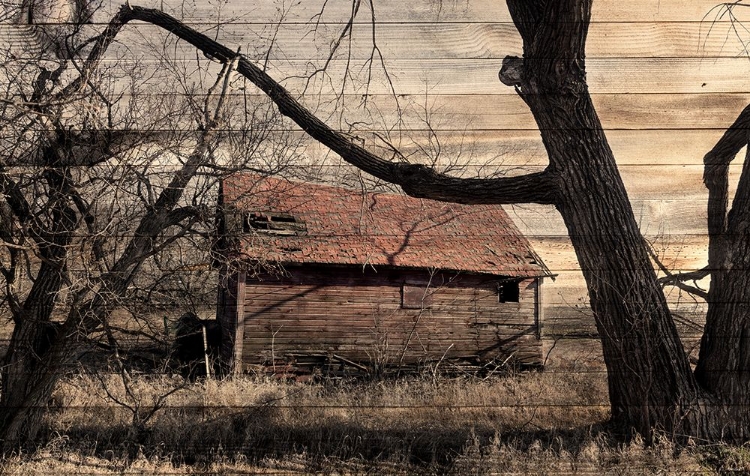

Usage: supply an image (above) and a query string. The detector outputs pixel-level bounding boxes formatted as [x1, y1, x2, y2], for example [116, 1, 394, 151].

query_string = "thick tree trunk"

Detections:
[694, 109, 750, 440]
[504, 0, 750, 440]
[530, 91, 713, 438]
[0, 167, 78, 452]
[1, 304, 85, 453]
[506, 1, 706, 438]
[0, 328, 68, 453]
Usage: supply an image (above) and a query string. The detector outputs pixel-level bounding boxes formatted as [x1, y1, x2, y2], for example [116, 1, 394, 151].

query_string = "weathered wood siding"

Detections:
[237, 267, 541, 372]
[216, 268, 246, 372]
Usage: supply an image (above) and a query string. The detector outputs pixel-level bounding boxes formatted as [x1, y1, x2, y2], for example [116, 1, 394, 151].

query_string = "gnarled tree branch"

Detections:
[113, 5, 559, 206]
[703, 103, 750, 274]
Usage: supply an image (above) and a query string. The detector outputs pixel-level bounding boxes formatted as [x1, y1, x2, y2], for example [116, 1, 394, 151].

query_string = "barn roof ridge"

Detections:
[219, 173, 551, 278]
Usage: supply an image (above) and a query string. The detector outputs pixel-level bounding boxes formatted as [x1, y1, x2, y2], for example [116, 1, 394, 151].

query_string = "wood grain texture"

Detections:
[104, 0, 743, 24]
[42, 93, 745, 131]
[80, 21, 749, 60]
[93, 57, 750, 95]
[7, 20, 748, 64]
[240, 269, 543, 368]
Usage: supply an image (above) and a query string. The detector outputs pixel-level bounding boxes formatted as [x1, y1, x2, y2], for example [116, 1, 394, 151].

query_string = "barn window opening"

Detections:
[402, 284, 434, 309]
[244, 212, 306, 235]
[498, 281, 520, 303]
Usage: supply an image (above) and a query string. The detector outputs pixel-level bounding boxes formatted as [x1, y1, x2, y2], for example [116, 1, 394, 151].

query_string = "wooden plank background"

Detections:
[6, 0, 747, 340]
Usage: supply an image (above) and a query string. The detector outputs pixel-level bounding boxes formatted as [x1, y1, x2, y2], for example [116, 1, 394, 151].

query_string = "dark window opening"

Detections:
[268, 215, 297, 223]
[402, 284, 434, 309]
[498, 281, 520, 303]
[244, 212, 306, 235]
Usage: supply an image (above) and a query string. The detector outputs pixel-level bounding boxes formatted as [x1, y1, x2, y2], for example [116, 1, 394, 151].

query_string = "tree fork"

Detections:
[505, 0, 706, 439]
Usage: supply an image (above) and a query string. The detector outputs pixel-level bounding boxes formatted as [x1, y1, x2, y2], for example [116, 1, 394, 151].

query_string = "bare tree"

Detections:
[5, 0, 750, 449]
[0, 0, 307, 451]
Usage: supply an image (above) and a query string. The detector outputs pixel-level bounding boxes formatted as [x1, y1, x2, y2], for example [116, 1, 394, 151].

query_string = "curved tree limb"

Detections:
[106, 5, 559, 206]
[703, 103, 750, 273]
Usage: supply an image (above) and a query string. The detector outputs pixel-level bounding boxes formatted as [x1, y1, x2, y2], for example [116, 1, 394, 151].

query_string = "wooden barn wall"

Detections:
[240, 268, 541, 370]
[5, 0, 742, 340]
[216, 268, 246, 371]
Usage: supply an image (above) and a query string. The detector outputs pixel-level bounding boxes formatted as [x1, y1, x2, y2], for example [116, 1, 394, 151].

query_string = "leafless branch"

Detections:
[116, 6, 558, 205]
[645, 238, 709, 300]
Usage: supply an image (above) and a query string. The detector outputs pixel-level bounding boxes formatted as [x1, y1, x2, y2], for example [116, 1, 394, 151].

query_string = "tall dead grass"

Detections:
[0, 370, 745, 474]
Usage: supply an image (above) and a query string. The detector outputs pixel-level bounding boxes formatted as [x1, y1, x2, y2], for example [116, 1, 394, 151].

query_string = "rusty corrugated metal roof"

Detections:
[221, 173, 550, 278]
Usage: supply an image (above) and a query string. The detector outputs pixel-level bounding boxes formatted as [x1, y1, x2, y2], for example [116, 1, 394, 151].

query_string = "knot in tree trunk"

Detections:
[498, 56, 524, 87]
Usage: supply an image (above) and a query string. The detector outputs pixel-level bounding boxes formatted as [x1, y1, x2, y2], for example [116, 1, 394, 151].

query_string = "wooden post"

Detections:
[202, 322, 211, 379]
[535, 277, 544, 340]
[233, 270, 246, 375]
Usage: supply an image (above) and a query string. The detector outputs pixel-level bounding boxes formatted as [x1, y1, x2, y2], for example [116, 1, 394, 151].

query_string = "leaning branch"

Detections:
[703, 104, 750, 172]
[703, 103, 750, 273]
[71, 48, 237, 336]
[645, 239, 709, 300]
[115, 5, 558, 206]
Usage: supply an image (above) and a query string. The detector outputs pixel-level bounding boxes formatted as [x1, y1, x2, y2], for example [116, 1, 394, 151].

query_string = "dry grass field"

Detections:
[0, 298, 735, 474]
[0, 296, 728, 474]
[1, 364, 748, 474]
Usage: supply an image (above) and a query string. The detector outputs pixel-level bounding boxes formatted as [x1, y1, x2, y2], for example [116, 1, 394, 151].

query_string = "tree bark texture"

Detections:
[504, 0, 713, 439]
[696, 105, 750, 438]
[0, 168, 80, 452]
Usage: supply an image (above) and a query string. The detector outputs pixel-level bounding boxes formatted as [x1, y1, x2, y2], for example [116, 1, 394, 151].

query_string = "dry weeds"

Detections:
[0, 370, 746, 474]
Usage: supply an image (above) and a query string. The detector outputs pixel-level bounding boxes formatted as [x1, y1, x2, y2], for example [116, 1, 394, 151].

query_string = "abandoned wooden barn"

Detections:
[215, 174, 551, 375]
